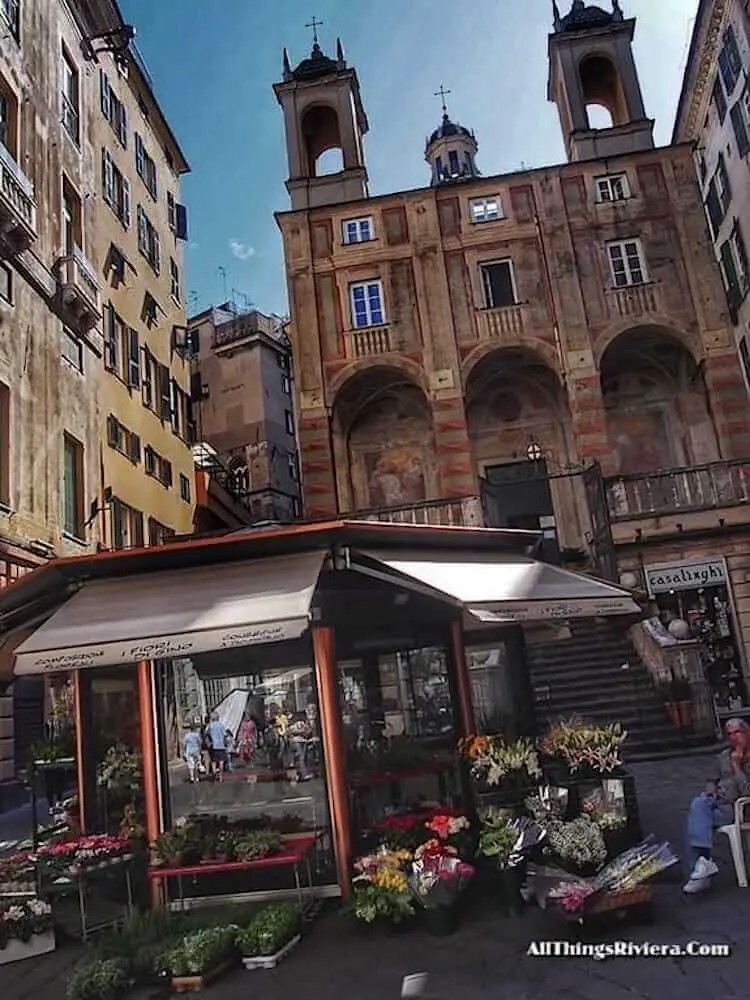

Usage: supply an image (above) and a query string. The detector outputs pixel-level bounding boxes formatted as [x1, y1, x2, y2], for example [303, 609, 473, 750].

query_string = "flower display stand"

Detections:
[171, 962, 232, 993]
[0, 929, 56, 965]
[561, 885, 655, 942]
[241, 933, 301, 970]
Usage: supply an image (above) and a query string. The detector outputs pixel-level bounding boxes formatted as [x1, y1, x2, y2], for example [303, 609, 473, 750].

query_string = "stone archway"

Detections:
[464, 347, 585, 551]
[600, 326, 719, 476]
[332, 366, 438, 512]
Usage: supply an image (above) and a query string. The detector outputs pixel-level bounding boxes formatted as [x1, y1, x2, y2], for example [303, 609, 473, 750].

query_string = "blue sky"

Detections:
[118, 0, 698, 317]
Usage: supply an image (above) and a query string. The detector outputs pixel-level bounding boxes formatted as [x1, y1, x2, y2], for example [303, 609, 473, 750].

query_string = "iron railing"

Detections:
[605, 460, 750, 522]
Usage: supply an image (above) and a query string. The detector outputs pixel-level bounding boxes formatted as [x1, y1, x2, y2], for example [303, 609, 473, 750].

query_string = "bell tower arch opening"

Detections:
[273, 35, 369, 209]
[547, 1, 654, 161]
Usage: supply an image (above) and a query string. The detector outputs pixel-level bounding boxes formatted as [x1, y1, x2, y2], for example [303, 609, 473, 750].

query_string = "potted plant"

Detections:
[234, 829, 281, 862]
[658, 677, 693, 729]
[407, 841, 474, 936]
[158, 925, 237, 991]
[237, 902, 302, 969]
[348, 847, 416, 931]
[477, 811, 526, 916]
[65, 958, 130, 1000]
[151, 831, 186, 868]
[0, 897, 54, 965]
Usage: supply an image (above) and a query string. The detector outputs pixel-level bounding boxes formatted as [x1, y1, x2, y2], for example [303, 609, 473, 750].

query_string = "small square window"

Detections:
[179, 472, 191, 503]
[281, 374, 291, 394]
[470, 197, 502, 223]
[595, 174, 629, 203]
[480, 260, 516, 309]
[342, 217, 374, 244]
[61, 328, 84, 372]
[284, 410, 295, 435]
[350, 280, 385, 328]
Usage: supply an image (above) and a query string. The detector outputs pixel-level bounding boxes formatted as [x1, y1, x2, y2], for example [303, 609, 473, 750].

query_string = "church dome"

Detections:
[557, 2, 619, 33]
[291, 42, 340, 81]
[427, 114, 475, 148]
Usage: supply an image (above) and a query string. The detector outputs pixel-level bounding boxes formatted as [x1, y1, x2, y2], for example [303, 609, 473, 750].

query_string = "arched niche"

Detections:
[301, 104, 344, 176]
[332, 367, 437, 512]
[600, 326, 720, 475]
[579, 53, 626, 128]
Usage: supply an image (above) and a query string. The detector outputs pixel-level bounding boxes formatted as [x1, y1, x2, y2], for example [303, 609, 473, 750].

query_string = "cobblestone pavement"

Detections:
[5, 752, 750, 1000]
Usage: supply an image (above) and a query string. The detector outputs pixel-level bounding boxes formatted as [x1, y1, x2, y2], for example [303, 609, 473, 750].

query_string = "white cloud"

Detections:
[230, 239, 255, 261]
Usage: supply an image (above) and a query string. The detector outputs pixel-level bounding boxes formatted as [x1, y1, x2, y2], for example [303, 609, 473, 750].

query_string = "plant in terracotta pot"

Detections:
[151, 831, 186, 868]
[234, 829, 281, 862]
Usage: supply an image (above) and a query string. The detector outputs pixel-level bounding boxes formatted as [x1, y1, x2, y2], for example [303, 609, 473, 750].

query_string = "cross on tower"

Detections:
[434, 84, 451, 116]
[305, 16, 323, 45]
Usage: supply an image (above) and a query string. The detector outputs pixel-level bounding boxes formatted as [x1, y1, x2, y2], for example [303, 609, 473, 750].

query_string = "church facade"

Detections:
[274, 3, 750, 664]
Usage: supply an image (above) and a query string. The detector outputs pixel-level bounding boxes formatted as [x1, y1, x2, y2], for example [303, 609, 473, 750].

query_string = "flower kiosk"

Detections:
[0, 520, 641, 924]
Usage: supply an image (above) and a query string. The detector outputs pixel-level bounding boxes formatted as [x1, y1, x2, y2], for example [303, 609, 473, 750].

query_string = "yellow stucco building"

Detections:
[93, 39, 194, 547]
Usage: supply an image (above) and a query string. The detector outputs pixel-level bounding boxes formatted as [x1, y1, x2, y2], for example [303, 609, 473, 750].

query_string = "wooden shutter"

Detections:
[731, 103, 750, 157]
[100, 70, 110, 118]
[132, 510, 144, 548]
[127, 327, 140, 387]
[705, 182, 723, 238]
[106, 413, 119, 447]
[129, 432, 141, 464]
[0, 381, 9, 506]
[175, 203, 188, 241]
[159, 364, 171, 420]
[111, 498, 124, 549]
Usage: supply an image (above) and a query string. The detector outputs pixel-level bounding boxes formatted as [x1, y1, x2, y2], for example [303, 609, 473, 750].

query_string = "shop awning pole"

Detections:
[137, 660, 161, 907]
[312, 625, 352, 899]
[72, 672, 87, 835]
[451, 620, 475, 736]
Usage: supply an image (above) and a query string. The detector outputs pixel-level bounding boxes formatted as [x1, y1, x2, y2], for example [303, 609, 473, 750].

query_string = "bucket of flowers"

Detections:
[347, 847, 416, 932]
[0, 897, 54, 965]
[544, 815, 608, 878]
[458, 736, 541, 803]
[407, 839, 474, 936]
[424, 811, 475, 861]
[478, 810, 547, 916]
[374, 813, 433, 853]
[539, 718, 627, 783]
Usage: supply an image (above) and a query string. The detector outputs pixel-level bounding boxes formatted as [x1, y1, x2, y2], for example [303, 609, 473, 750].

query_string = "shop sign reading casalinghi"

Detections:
[646, 560, 728, 594]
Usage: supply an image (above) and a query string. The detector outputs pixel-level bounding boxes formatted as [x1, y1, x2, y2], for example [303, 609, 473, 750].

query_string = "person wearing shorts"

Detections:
[207, 713, 227, 780]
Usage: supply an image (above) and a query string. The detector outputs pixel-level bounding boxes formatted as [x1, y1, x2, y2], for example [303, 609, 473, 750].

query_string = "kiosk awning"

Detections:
[13, 551, 326, 676]
[356, 551, 640, 622]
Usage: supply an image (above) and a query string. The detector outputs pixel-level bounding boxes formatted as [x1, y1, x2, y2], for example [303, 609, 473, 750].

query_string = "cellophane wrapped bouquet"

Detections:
[548, 837, 678, 915]
[408, 840, 475, 909]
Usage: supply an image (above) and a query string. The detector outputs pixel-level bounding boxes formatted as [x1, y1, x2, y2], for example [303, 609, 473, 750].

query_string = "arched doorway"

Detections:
[332, 367, 437, 512]
[600, 327, 717, 475]
[465, 348, 584, 555]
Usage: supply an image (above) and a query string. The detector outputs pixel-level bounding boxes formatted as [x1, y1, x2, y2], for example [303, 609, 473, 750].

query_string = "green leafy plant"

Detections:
[234, 829, 281, 861]
[477, 810, 520, 869]
[236, 902, 301, 956]
[158, 926, 237, 978]
[65, 958, 130, 1000]
[346, 883, 415, 924]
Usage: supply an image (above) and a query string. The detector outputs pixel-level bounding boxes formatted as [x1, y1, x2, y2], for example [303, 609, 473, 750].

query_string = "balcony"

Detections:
[474, 304, 527, 343]
[350, 495, 484, 527]
[604, 282, 661, 321]
[605, 460, 750, 522]
[54, 247, 102, 333]
[345, 325, 392, 359]
[0, 141, 37, 253]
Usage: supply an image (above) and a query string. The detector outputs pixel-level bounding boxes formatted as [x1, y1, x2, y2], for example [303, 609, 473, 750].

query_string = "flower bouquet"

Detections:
[348, 847, 416, 930]
[539, 718, 627, 777]
[459, 736, 541, 797]
[544, 815, 607, 876]
[408, 843, 474, 936]
[36, 834, 132, 875]
[425, 812, 474, 859]
[0, 898, 54, 964]
[478, 810, 547, 916]
[375, 813, 433, 853]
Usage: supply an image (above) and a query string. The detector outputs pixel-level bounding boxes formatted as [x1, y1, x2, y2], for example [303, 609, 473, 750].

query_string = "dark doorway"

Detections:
[482, 459, 559, 562]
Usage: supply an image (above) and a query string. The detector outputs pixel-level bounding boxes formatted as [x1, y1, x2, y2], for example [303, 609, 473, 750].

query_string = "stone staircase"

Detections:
[525, 618, 711, 760]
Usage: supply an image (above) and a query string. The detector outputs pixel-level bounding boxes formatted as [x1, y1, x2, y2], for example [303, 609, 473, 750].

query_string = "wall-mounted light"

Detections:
[526, 442, 543, 461]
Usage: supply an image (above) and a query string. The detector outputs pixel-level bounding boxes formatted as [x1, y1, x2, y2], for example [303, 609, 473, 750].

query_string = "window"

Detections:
[0, 261, 12, 304]
[1, 0, 20, 41]
[61, 328, 83, 372]
[61, 176, 82, 257]
[62, 433, 84, 539]
[342, 217, 374, 244]
[0, 382, 9, 507]
[0, 83, 16, 157]
[595, 173, 629, 203]
[106, 413, 141, 464]
[100, 71, 128, 147]
[448, 150, 460, 176]
[61, 47, 79, 145]
[170, 257, 181, 303]
[731, 97, 750, 158]
[179, 473, 191, 503]
[141, 347, 155, 409]
[350, 280, 385, 328]
[144, 445, 172, 487]
[137, 205, 160, 273]
[111, 498, 144, 549]
[135, 133, 157, 199]
[171, 379, 190, 437]
[705, 179, 724, 239]
[103, 305, 140, 386]
[716, 154, 731, 213]
[480, 260, 517, 308]
[102, 149, 131, 227]
[167, 191, 176, 231]
[713, 77, 728, 123]
[158, 363, 171, 421]
[719, 26, 743, 97]
[148, 517, 174, 546]
[284, 410, 294, 435]
[287, 452, 298, 481]
[740, 335, 750, 389]
[606, 239, 647, 287]
[720, 221, 750, 307]
[281, 373, 291, 395]
[470, 197, 502, 223]
[292, 497, 302, 519]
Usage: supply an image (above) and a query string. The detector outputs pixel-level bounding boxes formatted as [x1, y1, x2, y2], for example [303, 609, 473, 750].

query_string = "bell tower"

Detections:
[547, 1, 654, 162]
[273, 27, 369, 210]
